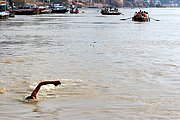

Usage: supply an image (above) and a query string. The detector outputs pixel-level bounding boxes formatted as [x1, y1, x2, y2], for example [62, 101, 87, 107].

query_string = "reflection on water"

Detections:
[1, 8, 180, 120]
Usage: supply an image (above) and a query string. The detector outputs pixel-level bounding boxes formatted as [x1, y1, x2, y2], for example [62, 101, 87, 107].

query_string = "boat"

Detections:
[100, 0, 121, 15]
[101, 7, 122, 15]
[70, 8, 79, 14]
[69, 4, 79, 14]
[132, 11, 150, 22]
[14, 5, 40, 15]
[39, 6, 52, 14]
[51, 4, 68, 13]
[0, 1, 10, 19]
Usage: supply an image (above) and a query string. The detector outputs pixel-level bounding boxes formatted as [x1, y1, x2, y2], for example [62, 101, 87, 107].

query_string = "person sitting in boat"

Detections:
[136, 11, 142, 17]
[134, 12, 137, 16]
[139, 10, 142, 13]
[114, 8, 118, 12]
[25, 80, 61, 100]
[71, 4, 75, 9]
[103, 8, 109, 13]
[142, 11, 147, 17]
[110, 6, 112, 10]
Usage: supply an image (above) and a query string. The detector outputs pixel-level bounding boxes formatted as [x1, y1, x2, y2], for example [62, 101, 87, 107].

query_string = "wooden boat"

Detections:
[51, 4, 68, 13]
[39, 6, 52, 14]
[14, 5, 40, 15]
[0, 1, 10, 19]
[132, 11, 150, 22]
[101, 0, 121, 15]
[101, 7, 121, 15]
[69, 4, 79, 14]
[132, 16, 150, 22]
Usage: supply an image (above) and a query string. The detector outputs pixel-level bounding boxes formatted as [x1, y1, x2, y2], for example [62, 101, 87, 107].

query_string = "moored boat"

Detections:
[132, 10, 150, 22]
[51, 4, 68, 13]
[39, 6, 52, 14]
[14, 5, 40, 15]
[0, 1, 10, 19]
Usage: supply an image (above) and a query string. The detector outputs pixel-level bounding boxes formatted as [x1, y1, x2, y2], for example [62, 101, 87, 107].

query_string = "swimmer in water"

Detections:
[25, 80, 61, 100]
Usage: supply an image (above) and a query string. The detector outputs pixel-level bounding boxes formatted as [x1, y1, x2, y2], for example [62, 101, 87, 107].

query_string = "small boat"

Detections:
[39, 6, 52, 14]
[51, 4, 68, 13]
[0, 1, 10, 19]
[132, 16, 150, 22]
[14, 5, 40, 15]
[101, 7, 122, 15]
[69, 4, 79, 14]
[132, 11, 150, 22]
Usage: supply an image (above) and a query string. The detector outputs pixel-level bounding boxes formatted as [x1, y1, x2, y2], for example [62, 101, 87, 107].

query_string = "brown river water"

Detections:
[0, 8, 180, 120]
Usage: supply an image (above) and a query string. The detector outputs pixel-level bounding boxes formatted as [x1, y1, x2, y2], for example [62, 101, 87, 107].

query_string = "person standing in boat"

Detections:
[71, 4, 75, 9]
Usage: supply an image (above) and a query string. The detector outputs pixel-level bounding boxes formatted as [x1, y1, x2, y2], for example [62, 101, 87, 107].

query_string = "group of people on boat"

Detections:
[101, 6, 121, 15]
[134, 10, 148, 18]
[103, 7, 119, 13]
[132, 10, 150, 22]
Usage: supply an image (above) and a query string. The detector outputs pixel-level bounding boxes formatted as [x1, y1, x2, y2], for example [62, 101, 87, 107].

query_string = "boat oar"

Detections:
[120, 17, 132, 20]
[150, 17, 160, 21]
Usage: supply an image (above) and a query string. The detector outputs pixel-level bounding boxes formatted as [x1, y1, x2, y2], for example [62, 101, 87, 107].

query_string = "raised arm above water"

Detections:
[25, 80, 61, 100]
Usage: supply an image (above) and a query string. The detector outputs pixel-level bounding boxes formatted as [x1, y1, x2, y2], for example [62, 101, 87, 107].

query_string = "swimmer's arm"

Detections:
[27, 80, 61, 99]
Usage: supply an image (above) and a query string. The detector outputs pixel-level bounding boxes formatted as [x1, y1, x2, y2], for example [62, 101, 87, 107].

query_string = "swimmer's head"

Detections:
[25, 95, 36, 100]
